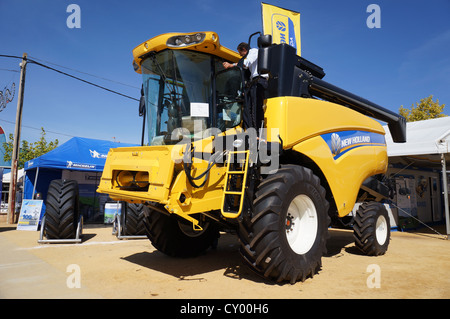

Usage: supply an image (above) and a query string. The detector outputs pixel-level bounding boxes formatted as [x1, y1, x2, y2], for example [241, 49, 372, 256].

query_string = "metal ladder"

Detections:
[221, 150, 250, 218]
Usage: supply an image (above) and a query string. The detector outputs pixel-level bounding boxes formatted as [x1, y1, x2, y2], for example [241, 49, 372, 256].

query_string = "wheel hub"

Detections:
[286, 213, 295, 232]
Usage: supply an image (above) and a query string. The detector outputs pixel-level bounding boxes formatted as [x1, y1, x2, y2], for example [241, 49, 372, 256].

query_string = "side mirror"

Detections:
[139, 96, 146, 116]
[257, 35, 272, 74]
[139, 85, 146, 146]
[247, 31, 262, 48]
[139, 85, 145, 116]
[257, 34, 272, 48]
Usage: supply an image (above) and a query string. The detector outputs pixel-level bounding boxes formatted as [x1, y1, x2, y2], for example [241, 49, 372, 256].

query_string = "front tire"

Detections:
[142, 206, 219, 258]
[122, 203, 146, 236]
[238, 165, 330, 283]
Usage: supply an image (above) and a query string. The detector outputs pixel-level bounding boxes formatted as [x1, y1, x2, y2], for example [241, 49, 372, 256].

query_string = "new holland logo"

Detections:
[331, 133, 341, 156]
[322, 130, 385, 160]
[262, 3, 300, 55]
[273, 15, 297, 48]
[276, 21, 286, 32]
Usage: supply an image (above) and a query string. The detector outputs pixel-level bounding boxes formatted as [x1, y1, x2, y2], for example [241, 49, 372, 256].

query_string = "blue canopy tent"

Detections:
[23, 137, 138, 223]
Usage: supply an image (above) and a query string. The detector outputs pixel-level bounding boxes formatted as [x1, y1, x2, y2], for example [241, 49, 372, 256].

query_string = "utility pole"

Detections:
[7, 53, 27, 224]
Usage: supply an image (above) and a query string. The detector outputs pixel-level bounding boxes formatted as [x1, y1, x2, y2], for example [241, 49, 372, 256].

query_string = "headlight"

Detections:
[167, 33, 206, 48]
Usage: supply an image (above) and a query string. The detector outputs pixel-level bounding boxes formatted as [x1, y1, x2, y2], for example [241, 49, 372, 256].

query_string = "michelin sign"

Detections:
[261, 3, 301, 56]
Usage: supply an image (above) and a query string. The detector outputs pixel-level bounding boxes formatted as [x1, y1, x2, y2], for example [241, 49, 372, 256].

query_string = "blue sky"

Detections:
[0, 0, 449, 146]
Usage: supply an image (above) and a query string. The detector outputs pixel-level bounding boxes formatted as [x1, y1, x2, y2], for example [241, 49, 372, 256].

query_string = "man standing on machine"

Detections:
[223, 42, 268, 132]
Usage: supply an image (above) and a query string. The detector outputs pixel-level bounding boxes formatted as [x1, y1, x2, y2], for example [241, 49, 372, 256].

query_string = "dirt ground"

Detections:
[0, 222, 449, 299]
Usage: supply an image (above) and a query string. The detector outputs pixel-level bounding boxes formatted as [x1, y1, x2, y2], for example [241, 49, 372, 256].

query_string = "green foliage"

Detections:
[2, 127, 59, 169]
[399, 95, 447, 122]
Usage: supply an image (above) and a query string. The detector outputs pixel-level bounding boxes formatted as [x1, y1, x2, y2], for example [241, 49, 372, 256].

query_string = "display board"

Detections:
[17, 200, 43, 231]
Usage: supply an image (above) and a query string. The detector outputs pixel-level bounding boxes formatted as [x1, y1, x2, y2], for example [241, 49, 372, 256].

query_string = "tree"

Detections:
[2, 128, 59, 169]
[399, 95, 447, 122]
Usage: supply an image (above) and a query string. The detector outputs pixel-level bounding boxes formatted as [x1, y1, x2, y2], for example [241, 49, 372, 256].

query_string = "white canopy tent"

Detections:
[384, 117, 450, 237]
[2, 168, 25, 183]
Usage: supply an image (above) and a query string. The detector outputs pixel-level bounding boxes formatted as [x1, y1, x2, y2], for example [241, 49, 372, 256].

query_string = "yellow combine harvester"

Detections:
[94, 31, 406, 283]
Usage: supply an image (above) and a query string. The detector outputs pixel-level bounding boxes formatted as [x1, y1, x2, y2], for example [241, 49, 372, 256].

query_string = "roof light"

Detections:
[167, 33, 206, 48]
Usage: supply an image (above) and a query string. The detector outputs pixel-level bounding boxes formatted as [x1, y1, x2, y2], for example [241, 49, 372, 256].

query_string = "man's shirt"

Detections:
[242, 48, 269, 80]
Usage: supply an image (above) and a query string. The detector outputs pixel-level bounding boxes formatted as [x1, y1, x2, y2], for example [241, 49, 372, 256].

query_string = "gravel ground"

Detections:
[0, 222, 449, 299]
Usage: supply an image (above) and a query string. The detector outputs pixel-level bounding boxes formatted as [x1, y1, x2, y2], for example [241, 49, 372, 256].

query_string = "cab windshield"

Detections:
[141, 50, 243, 145]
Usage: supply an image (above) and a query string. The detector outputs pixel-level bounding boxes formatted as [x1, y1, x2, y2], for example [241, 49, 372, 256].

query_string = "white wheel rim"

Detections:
[375, 215, 388, 245]
[285, 195, 318, 254]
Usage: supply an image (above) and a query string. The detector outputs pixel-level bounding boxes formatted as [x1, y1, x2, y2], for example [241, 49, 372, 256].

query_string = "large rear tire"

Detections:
[238, 165, 330, 283]
[353, 202, 390, 256]
[44, 179, 79, 239]
[142, 205, 219, 258]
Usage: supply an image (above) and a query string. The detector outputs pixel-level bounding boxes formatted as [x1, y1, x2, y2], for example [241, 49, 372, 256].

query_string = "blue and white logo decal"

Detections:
[272, 14, 297, 49]
[330, 133, 341, 156]
[321, 130, 386, 160]
[276, 21, 286, 32]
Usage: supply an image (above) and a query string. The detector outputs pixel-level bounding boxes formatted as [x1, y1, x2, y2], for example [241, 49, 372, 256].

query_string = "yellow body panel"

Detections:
[265, 97, 388, 216]
[292, 138, 387, 216]
[97, 145, 176, 203]
[97, 131, 240, 220]
[264, 97, 386, 147]
[97, 145, 227, 211]
[166, 163, 227, 228]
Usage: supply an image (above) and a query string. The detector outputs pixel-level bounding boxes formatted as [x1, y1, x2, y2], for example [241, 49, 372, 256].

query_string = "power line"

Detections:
[0, 54, 22, 59]
[0, 118, 76, 138]
[0, 68, 19, 73]
[28, 55, 140, 89]
[0, 54, 140, 140]
[30, 60, 139, 101]
[0, 54, 139, 101]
